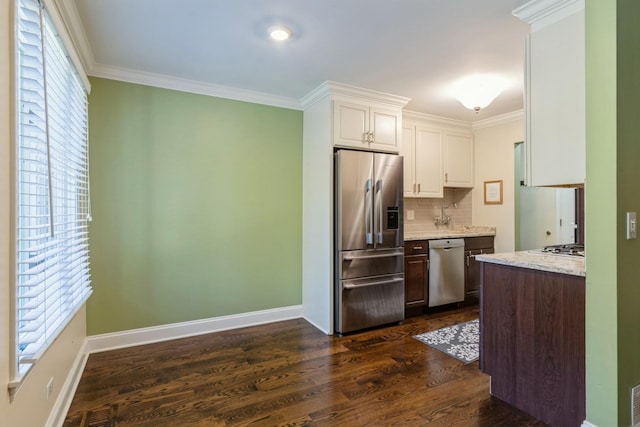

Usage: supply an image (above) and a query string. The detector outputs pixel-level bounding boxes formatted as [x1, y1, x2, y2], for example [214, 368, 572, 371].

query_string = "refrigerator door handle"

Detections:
[344, 252, 403, 261]
[365, 179, 373, 245]
[376, 179, 383, 244]
[343, 277, 404, 290]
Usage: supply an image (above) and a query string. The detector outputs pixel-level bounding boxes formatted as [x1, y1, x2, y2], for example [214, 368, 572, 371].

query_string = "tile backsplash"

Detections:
[404, 188, 472, 233]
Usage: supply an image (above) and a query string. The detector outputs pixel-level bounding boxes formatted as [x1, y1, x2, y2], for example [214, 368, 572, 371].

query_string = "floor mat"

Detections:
[413, 319, 479, 363]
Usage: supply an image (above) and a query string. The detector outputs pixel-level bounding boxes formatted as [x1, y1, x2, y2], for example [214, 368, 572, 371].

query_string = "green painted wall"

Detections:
[87, 78, 303, 335]
[586, 0, 618, 425]
[616, 1, 640, 425]
[586, 0, 640, 425]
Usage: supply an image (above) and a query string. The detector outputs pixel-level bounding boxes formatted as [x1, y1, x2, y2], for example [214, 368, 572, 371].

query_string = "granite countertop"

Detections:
[475, 251, 585, 277]
[404, 225, 496, 241]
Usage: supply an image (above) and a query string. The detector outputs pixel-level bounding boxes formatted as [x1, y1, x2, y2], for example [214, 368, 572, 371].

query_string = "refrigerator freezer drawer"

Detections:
[336, 273, 405, 334]
[339, 248, 404, 280]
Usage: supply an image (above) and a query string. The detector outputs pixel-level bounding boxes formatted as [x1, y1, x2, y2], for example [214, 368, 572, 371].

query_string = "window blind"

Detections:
[14, 0, 91, 379]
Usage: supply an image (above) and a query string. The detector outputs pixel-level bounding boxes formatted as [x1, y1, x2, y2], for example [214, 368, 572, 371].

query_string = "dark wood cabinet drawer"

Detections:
[464, 236, 494, 251]
[404, 240, 429, 256]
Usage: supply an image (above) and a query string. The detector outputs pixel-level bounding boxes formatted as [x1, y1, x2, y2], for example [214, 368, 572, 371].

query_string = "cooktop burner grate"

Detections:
[540, 244, 585, 257]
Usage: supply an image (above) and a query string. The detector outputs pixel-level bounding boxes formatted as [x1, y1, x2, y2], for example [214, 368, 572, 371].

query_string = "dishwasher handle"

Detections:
[428, 238, 465, 250]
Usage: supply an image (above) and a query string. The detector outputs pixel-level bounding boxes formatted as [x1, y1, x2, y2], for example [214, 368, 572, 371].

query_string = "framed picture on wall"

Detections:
[484, 180, 503, 205]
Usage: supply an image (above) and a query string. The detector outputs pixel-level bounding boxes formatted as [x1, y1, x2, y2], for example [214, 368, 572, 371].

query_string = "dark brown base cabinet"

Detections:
[479, 262, 585, 427]
[464, 236, 494, 303]
[404, 236, 495, 310]
[404, 241, 429, 307]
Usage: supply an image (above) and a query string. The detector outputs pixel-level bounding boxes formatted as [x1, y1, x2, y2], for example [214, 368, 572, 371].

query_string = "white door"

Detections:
[557, 189, 576, 244]
[519, 186, 558, 250]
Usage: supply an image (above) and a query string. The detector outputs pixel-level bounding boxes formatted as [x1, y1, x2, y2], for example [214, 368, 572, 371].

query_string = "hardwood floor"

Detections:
[63, 306, 547, 426]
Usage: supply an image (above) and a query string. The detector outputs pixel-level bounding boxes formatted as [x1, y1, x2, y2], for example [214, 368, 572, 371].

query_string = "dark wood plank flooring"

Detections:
[63, 306, 547, 426]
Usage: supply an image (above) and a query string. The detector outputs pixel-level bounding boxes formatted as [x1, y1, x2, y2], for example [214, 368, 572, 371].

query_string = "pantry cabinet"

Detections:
[300, 81, 410, 334]
[401, 124, 443, 198]
[514, 0, 585, 186]
[334, 100, 402, 153]
[444, 131, 474, 188]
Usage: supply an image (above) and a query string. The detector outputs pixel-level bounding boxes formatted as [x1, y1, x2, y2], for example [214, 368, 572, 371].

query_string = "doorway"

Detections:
[514, 142, 581, 250]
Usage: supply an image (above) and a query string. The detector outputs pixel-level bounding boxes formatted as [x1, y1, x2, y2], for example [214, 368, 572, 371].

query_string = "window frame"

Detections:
[9, 0, 92, 397]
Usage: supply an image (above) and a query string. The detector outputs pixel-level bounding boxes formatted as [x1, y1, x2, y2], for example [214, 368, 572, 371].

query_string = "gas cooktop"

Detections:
[539, 243, 585, 257]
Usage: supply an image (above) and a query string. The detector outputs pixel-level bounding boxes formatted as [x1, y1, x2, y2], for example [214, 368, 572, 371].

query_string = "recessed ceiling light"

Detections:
[269, 26, 291, 41]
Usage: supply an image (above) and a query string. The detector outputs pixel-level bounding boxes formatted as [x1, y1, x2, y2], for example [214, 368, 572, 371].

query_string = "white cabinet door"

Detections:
[525, 7, 585, 186]
[401, 126, 416, 198]
[334, 101, 369, 149]
[444, 131, 474, 188]
[333, 101, 401, 152]
[369, 107, 401, 152]
[415, 126, 443, 198]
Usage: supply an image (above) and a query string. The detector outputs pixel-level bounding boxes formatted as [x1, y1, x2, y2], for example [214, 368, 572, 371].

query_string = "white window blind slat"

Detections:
[14, 0, 92, 383]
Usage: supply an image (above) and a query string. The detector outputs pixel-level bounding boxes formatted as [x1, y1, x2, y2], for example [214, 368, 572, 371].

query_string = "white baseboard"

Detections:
[46, 339, 89, 427]
[582, 421, 598, 427]
[86, 305, 304, 354]
[302, 315, 332, 335]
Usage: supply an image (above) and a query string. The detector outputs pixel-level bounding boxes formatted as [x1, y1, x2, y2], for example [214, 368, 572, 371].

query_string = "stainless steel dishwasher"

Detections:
[428, 238, 465, 307]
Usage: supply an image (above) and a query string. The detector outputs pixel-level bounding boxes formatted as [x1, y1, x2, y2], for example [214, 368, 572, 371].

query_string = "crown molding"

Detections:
[90, 64, 302, 110]
[52, 0, 301, 109]
[300, 80, 411, 110]
[471, 109, 524, 130]
[513, 0, 584, 30]
[403, 109, 472, 130]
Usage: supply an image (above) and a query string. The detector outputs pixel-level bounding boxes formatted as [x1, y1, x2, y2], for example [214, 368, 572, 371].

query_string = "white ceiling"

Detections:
[69, 0, 531, 122]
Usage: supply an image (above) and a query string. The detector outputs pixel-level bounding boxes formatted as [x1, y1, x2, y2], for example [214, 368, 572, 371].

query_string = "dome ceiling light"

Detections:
[451, 74, 510, 113]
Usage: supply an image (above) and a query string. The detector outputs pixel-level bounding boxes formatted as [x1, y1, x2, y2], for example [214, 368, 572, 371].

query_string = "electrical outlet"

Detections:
[46, 377, 54, 400]
[407, 210, 414, 221]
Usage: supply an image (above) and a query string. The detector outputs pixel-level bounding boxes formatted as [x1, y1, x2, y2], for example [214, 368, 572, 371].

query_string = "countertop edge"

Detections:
[404, 228, 496, 241]
[476, 252, 586, 277]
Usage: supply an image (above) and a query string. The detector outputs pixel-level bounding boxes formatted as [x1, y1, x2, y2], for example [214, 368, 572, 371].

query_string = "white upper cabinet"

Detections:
[444, 131, 474, 188]
[402, 123, 444, 198]
[401, 126, 416, 197]
[402, 112, 473, 198]
[334, 100, 402, 152]
[514, 0, 585, 187]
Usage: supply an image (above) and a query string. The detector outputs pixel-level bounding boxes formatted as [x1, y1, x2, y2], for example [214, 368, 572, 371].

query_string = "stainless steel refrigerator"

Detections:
[334, 149, 404, 334]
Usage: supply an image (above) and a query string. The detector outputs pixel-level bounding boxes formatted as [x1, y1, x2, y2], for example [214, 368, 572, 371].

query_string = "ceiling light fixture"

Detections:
[451, 74, 510, 113]
[269, 26, 291, 41]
